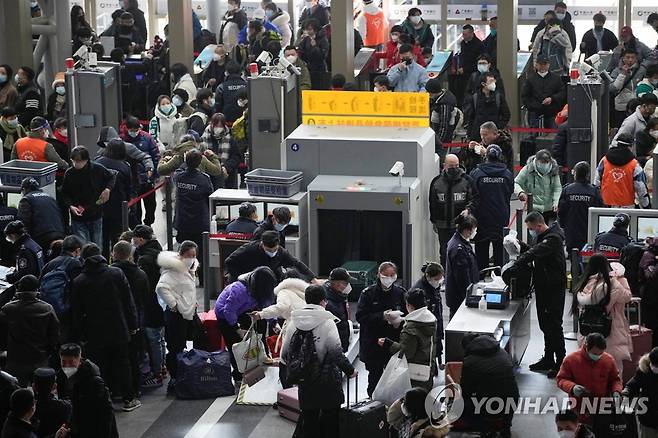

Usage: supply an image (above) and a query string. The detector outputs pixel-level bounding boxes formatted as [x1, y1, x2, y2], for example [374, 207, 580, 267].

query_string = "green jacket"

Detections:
[295, 59, 312, 91]
[157, 140, 223, 177]
[514, 155, 562, 213]
[384, 307, 437, 378]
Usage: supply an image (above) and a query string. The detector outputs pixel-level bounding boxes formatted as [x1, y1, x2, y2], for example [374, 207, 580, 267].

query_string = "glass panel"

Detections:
[630, 1, 658, 52]
[564, 1, 619, 58]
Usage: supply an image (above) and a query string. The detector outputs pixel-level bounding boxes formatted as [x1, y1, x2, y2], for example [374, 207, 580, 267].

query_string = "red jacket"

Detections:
[383, 41, 426, 69]
[556, 347, 623, 418]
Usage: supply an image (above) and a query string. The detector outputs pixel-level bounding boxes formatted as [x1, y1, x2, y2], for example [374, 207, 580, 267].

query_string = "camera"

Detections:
[389, 161, 405, 177]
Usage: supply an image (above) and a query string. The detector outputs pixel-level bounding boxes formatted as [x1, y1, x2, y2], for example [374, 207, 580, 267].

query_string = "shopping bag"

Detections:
[175, 349, 235, 399]
[267, 335, 282, 359]
[592, 409, 638, 437]
[372, 353, 412, 406]
[231, 320, 266, 373]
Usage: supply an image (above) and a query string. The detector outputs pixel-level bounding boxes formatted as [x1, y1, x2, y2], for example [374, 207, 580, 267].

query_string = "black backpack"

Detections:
[578, 283, 612, 337]
[620, 242, 646, 297]
[285, 329, 321, 385]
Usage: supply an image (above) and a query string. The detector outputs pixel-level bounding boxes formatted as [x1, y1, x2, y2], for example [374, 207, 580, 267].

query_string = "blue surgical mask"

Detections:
[172, 95, 184, 107]
[160, 104, 173, 114]
[55, 86, 65, 96]
[0, 74, 6, 84]
[265, 10, 274, 19]
[7, 119, 18, 128]
[274, 222, 287, 232]
[477, 64, 489, 74]
[588, 352, 601, 361]
[536, 162, 551, 174]
[265, 249, 278, 258]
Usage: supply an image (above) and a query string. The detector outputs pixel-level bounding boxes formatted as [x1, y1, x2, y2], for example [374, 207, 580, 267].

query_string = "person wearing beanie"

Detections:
[11, 116, 69, 171]
[17, 177, 65, 251]
[595, 133, 650, 208]
[14, 66, 42, 127]
[32, 367, 71, 438]
[0, 275, 59, 386]
[594, 212, 633, 256]
[46, 72, 67, 122]
[468, 144, 514, 271]
[0, 106, 27, 162]
[171, 88, 194, 117]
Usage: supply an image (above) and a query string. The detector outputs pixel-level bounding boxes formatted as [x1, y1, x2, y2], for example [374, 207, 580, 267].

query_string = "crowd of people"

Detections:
[1, 0, 658, 437]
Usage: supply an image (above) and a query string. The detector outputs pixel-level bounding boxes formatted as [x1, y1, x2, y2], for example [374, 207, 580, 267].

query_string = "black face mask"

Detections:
[594, 25, 603, 31]
[445, 167, 461, 179]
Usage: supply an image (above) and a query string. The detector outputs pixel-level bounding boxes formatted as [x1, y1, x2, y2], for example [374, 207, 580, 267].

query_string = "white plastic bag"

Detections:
[372, 353, 412, 406]
[503, 230, 521, 260]
[231, 321, 267, 373]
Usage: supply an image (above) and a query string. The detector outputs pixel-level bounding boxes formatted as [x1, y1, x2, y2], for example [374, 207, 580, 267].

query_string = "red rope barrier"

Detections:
[507, 210, 519, 229]
[127, 180, 167, 208]
[509, 127, 558, 134]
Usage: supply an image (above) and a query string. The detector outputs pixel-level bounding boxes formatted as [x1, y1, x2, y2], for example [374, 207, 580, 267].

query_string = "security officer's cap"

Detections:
[4, 220, 25, 236]
[613, 213, 631, 229]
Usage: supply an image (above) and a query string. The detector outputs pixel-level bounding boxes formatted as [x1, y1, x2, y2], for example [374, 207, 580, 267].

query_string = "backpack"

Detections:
[171, 111, 209, 146]
[39, 265, 72, 318]
[471, 91, 502, 113]
[620, 242, 646, 297]
[285, 329, 321, 385]
[578, 283, 612, 337]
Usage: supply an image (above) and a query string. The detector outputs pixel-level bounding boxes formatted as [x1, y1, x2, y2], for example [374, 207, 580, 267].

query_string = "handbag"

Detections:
[578, 283, 612, 337]
[372, 352, 412, 406]
[408, 335, 433, 382]
[231, 319, 267, 373]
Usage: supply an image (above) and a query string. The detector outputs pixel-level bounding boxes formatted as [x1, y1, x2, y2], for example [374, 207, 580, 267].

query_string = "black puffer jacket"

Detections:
[429, 168, 477, 229]
[464, 91, 511, 141]
[111, 260, 149, 327]
[624, 353, 658, 428]
[515, 222, 566, 290]
[71, 255, 137, 346]
[521, 70, 566, 118]
[56, 359, 117, 438]
[461, 334, 519, 428]
[134, 239, 164, 328]
[323, 282, 350, 352]
[411, 276, 443, 340]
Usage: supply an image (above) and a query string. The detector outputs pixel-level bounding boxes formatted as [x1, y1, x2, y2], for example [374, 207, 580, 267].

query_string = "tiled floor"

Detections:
[117, 196, 578, 438]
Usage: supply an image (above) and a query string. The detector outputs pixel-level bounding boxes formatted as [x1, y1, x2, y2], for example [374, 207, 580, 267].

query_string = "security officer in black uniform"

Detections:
[557, 162, 604, 252]
[173, 149, 214, 286]
[16, 178, 65, 252]
[225, 202, 259, 235]
[594, 212, 632, 257]
[4, 220, 44, 285]
[0, 199, 17, 267]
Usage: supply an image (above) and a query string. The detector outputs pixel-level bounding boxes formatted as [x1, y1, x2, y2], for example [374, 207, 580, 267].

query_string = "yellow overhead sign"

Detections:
[301, 90, 429, 128]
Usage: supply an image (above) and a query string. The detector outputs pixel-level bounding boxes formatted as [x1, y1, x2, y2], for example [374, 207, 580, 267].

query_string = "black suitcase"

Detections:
[339, 378, 388, 438]
[519, 138, 536, 167]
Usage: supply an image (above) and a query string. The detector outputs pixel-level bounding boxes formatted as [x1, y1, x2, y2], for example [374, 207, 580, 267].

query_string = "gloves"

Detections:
[572, 385, 587, 397]
[612, 391, 622, 406]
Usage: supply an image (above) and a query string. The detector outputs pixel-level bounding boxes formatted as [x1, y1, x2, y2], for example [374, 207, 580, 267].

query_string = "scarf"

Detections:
[54, 95, 66, 114]
[202, 126, 232, 163]
[53, 130, 68, 146]
[0, 118, 25, 151]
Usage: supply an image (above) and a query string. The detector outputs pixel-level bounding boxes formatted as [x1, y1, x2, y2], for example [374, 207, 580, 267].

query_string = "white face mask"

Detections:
[380, 274, 397, 288]
[558, 431, 576, 438]
[556, 12, 566, 21]
[470, 228, 478, 240]
[400, 402, 410, 417]
[537, 70, 549, 78]
[342, 283, 352, 296]
[59, 129, 68, 137]
[5, 237, 14, 244]
[62, 367, 78, 378]
[428, 278, 442, 289]
[183, 258, 196, 270]
[391, 34, 399, 42]
[409, 15, 421, 25]
[651, 364, 658, 374]
[265, 249, 278, 258]
[650, 130, 658, 140]
[486, 82, 496, 92]
[237, 99, 247, 108]
[285, 55, 298, 64]
[213, 53, 222, 62]
[213, 126, 225, 136]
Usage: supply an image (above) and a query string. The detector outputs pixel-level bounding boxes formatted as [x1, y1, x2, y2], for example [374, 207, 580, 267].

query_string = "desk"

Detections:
[445, 298, 532, 366]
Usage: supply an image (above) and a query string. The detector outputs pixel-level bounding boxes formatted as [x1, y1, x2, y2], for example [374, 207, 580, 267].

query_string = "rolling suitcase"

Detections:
[339, 378, 388, 438]
[622, 297, 653, 383]
[277, 387, 300, 422]
[195, 311, 225, 352]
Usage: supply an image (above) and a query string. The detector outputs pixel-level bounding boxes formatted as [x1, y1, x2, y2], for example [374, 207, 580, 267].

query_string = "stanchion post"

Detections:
[165, 177, 174, 251]
[526, 193, 534, 243]
[121, 201, 129, 232]
[515, 208, 524, 242]
[653, 149, 658, 207]
[564, 248, 581, 340]
[202, 231, 210, 312]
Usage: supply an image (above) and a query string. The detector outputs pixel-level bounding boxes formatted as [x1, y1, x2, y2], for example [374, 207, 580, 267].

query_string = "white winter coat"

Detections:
[280, 304, 343, 365]
[150, 103, 178, 147]
[270, 11, 292, 47]
[173, 73, 197, 104]
[259, 278, 308, 320]
[155, 251, 198, 320]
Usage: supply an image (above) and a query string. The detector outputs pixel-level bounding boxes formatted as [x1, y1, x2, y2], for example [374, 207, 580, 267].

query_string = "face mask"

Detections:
[172, 96, 184, 107]
[213, 126, 225, 136]
[529, 229, 538, 238]
[594, 25, 603, 32]
[650, 130, 658, 140]
[238, 99, 247, 108]
[265, 10, 274, 19]
[59, 128, 68, 137]
[62, 367, 78, 378]
[7, 119, 18, 128]
[0, 74, 6, 84]
[477, 64, 489, 74]
[537, 162, 551, 174]
[160, 104, 173, 114]
[128, 130, 139, 138]
[556, 12, 566, 21]
[391, 34, 399, 42]
[445, 167, 460, 178]
[428, 278, 442, 289]
[470, 228, 478, 240]
[286, 55, 298, 64]
[183, 258, 196, 270]
[400, 402, 410, 417]
[55, 86, 65, 96]
[265, 249, 278, 258]
[5, 237, 14, 244]
[213, 53, 222, 62]
[380, 274, 397, 288]
[588, 352, 601, 361]
[490, 29, 497, 37]
[342, 283, 352, 296]
[409, 15, 421, 25]
[650, 364, 658, 374]
[208, 98, 215, 107]
[486, 82, 496, 92]
[274, 222, 287, 232]
[558, 431, 576, 438]
[14, 74, 21, 85]
[537, 70, 549, 78]
[374, 87, 383, 92]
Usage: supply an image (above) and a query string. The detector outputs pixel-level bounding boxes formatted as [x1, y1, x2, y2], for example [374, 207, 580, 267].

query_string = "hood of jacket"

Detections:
[496, 129, 512, 147]
[270, 9, 290, 27]
[139, 238, 163, 256]
[605, 145, 636, 166]
[638, 353, 654, 373]
[478, 161, 508, 176]
[171, 140, 195, 155]
[154, 103, 178, 120]
[526, 155, 559, 176]
[404, 306, 437, 324]
[97, 126, 119, 147]
[81, 255, 108, 273]
[291, 304, 338, 331]
[539, 221, 565, 242]
[274, 278, 308, 298]
[464, 334, 500, 356]
[157, 251, 188, 273]
[239, 266, 277, 298]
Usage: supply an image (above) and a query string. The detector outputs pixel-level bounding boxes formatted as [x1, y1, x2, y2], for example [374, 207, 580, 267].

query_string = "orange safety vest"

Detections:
[363, 10, 388, 47]
[14, 137, 48, 162]
[601, 157, 637, 206]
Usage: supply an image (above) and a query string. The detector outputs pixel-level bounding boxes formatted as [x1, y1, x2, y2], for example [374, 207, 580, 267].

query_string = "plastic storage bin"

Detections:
[245, 168, 303, 198]
[0, 160, 57, 188]
[341, 260, 378, 302]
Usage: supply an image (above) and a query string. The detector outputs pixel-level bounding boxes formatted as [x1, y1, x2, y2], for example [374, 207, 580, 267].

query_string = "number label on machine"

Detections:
[301, 91, 429, 128]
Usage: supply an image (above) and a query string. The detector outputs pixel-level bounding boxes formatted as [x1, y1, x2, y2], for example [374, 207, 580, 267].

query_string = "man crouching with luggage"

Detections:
[281, 285, 357, 438]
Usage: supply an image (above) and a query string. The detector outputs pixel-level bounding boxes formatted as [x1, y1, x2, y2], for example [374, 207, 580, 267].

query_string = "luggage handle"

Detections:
[346, 374, 359, 408]
[625, 297, 643, 331]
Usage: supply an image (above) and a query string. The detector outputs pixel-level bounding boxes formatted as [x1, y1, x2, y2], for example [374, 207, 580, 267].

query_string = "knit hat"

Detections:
[425, 77, 442, 94]
[52, 72, 65, 89]
[486, 144, 502, 161]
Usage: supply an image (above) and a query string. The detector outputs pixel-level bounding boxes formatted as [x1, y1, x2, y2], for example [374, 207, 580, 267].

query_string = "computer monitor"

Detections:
[216, 203, 265, 222]
[598, 216, 615, 233]
[100, 36, 115, 55]
[637, 217, 658, 240]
